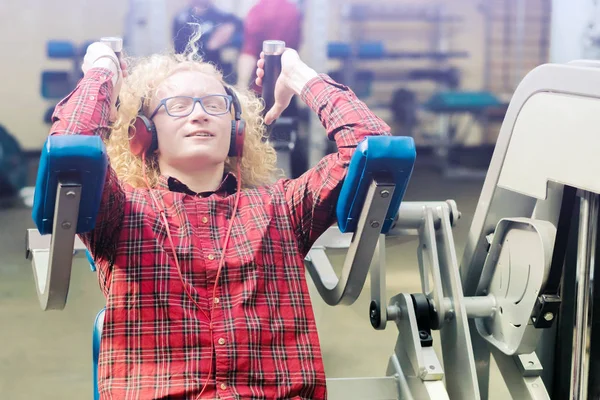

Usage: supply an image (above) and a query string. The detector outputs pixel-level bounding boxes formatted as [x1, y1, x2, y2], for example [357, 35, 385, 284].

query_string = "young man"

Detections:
[49, 34, 390, 399]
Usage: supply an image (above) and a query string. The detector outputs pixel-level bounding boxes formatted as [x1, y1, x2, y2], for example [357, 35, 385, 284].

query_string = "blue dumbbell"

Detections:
[328, 42, 352, 58]
[47, 40, 76, 59]
[357, 41, 385, 59]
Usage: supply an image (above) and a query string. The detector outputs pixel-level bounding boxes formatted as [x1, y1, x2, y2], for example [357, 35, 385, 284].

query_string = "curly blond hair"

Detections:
[106, 37, 280, 189]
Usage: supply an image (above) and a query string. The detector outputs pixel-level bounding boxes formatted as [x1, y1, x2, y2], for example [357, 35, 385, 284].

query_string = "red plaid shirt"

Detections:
[50, 68, 390, 399]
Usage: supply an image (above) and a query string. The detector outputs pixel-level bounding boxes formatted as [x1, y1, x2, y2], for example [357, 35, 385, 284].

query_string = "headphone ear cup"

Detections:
[129, 115, 157, 156]
[228, 119, 246, 158]
[228, 121, 236, 157]
[236, 119, 246, 157]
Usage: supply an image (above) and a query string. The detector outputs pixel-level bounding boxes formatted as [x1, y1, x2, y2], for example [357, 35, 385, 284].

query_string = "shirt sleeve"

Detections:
[50, 68, 125, 269]
[283, 74, 391, 255]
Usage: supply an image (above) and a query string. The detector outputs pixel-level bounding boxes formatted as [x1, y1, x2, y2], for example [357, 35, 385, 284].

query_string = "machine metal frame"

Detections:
[25, 182, 86, 310]
[24, 61, 600, 399]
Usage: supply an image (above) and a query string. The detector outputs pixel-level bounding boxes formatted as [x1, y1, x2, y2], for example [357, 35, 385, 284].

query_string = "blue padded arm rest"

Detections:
[337, 136, 416, 234]
[32, 135, 108, 235]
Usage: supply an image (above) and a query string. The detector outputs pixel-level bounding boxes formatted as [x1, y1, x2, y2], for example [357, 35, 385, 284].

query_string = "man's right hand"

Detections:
[82, 42, 127, 98]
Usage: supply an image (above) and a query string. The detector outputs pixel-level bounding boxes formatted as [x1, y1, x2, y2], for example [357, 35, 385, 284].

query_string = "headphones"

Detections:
[128, 86, 246, 158]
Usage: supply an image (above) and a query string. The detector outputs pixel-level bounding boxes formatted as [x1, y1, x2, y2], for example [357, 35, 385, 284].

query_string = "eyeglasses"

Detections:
[148, 95, 233, 119]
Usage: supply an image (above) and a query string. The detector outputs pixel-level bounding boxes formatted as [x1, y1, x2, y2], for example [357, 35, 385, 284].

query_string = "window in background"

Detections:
[482, 0, 552, 96]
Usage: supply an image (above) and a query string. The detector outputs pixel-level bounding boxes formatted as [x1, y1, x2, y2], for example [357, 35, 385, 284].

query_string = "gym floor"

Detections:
[0, 157, 512, 399]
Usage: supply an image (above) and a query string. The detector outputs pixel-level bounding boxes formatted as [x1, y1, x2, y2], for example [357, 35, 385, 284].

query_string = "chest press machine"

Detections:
[25, 60, 600, 399]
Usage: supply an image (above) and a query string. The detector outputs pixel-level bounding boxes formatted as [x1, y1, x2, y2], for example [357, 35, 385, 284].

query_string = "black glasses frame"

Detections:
[148, 94, 233, 119]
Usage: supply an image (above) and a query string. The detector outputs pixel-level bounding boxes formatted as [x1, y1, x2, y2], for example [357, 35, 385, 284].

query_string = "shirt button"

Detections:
[208, 254, 215, 261]
[202, 216, 208, 224]
[89, 96, 95, 101]
[213, 297, 220, 304]
[220, 383, 227, 390]
[218, 338, 226, 345]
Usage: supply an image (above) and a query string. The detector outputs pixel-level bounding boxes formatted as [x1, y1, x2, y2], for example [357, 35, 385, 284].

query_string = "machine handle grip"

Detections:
[100, 36, 123, 109]
[261, 40, 285, 133]
[100, 36, 123, 59]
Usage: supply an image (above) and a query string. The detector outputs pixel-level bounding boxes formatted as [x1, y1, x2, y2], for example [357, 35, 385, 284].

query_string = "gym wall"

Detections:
[323, 0, 486, 145]
[0, 0, 187, 150]
[0, 0, 280, 151]
[326, 0, 486, 89]
[325, 0, 549, 146]
[0, 0, 548, 150]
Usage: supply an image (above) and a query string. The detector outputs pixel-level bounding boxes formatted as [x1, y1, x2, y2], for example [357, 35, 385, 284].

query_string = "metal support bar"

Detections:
[570, 190, 599, 399]
[387, 354, 415, 400]
[449, 294, 497, 318]
[385, 293, 448, 400]
[312, 200, 461, 242]
[305, 179, 395, 305]
[370, 235, 387, 329]
[492, 347, 550, 400]
[388, 200, 460, 235]
[418, 207, 447, 328]
[26, 229, 87, 257]
[434, 204, 481, 399]
[26, 182, 82, 310]
[392, 293, 444, 381]
[307, 198, 483, 398]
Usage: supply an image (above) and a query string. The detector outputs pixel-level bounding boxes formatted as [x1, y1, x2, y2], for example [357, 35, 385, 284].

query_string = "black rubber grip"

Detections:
[262, 53, 282, 127]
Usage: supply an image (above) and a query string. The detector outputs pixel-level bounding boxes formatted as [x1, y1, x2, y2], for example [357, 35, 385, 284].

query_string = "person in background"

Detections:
[237, 0, 306, 178]
[173, 0, 243, 83]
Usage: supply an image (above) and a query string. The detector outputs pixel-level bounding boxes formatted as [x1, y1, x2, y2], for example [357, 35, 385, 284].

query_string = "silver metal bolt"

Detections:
[66, 191, 76, 198]
[61, 221, 72, 229]
[380, 190, 390, 198]
[543, 312, 554, 321]
[370, 221, 380, 228]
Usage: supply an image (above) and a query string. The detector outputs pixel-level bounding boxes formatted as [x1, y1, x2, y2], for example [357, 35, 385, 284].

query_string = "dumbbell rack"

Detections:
[334, 3, 465, 107]
[42, 41, 89, 124]
[481, 0, 552, 97]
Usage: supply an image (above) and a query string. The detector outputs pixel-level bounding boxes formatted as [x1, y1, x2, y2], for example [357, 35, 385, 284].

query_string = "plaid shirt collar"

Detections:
[156, 172, 238, 197]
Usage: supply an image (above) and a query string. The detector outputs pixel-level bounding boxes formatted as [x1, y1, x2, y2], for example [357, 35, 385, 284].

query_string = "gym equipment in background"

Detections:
[0, 124, 27, 206]
[26, 60, 600, 399]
